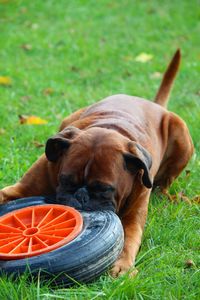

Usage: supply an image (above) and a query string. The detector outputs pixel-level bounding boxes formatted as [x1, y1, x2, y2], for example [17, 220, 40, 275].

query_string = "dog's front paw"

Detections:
[110, 256, 138, 278]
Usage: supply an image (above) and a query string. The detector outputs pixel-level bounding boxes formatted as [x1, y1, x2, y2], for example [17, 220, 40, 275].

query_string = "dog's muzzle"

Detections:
[56, 186, 115, 212]
[74, 187, 90, 205]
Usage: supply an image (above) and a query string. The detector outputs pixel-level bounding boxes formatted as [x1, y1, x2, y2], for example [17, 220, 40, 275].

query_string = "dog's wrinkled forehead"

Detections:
[45, 126, 125, 163]
[60, 139, 122, 183]
[45, 126, 152, 188]
[51, 128, 126, 187]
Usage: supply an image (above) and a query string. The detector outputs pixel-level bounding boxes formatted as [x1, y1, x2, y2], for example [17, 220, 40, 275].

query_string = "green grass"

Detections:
[0, 0, 200, 299]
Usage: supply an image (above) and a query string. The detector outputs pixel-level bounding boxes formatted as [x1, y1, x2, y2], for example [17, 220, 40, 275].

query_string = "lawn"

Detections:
[0, 0, 199, 299]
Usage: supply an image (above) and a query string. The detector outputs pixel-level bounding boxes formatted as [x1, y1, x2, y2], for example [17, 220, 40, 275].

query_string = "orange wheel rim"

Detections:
[0, 204, 83, 260]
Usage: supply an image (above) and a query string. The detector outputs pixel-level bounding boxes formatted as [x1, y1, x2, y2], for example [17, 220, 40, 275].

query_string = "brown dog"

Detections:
[0, 50, 193, 277]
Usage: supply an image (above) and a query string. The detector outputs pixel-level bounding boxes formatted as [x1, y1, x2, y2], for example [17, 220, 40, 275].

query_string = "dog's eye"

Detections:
[100, 190, 114, 199]
[88, 183, 115, 199]
[65, 186, 78, 193]
[88, 182, 115, 192]
[59, 174, 80, 192]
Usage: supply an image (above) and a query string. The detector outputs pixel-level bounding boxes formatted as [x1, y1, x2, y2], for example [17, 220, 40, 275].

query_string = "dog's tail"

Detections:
[154, 49, 181, 108]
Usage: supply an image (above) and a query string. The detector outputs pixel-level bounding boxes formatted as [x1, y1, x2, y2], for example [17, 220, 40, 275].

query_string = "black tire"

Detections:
[0, 197, 124, 285]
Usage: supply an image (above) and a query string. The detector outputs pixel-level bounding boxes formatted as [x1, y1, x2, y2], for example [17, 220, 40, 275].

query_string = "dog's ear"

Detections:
[45, 126, 80, 162]
[123, 142, 153, 188]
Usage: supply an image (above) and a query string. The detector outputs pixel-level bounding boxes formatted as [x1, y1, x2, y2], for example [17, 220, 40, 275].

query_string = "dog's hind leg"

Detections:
[154, 112, 194, 192]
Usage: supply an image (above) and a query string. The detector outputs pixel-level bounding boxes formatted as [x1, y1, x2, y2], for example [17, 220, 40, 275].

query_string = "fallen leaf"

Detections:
[20, 7, 28, 14]
[31, 23, 39, 30]
[192, 195, 200, 204]
[100, 37, 106, 44]
[166, 192, 200, 205]
[33, 141, 45, 148]
[0, 76, 12, 86]
[43, 87, 54, 96]
[69, 28, 76, 34]
[185, 259, 195, 268]
[0, 128, 5, 135]
[55, 114, 62, 120]
[135, 53, 153, 63]
[0, 0, 10, 3]
[123, 70, 132, 78]
[21, 44, 32, 51]
[165, 193, 179, 203]
[21, 95, 32, 102]
[70, 66, 80, 72]
[185, 169, 191, 176]
[150, 72, 162, 79]
[163, 190, 192, 204]
[147, 8, 156, 14]
[178, 192, 192, 204]
[123, 55, 134, 62]
[19, 115, 48, 125]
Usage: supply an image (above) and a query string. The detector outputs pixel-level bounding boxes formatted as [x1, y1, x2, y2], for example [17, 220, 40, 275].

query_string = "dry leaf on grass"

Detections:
[192, 195, 200, 204]
[0, 128, 5, 135]
[123, 55, 134, 62]
[21, 95, 32, 102]
[43, 87, 54, 96]
[185, 259, 196, 268]
[164, 190, 200, 205]
[33, 141, 45, 148]
[178, 192, 192, 204]
[0, 76, 12, 86]
[163, 190, 192, 204]
[21, 44, 32, 51]
[20, 7, 28, 14]
[150, 72, 162, 79]
[70, 66, 80, 72]
[31, 23, 39, 30]
[0, 0, 10, 3]
[185, 170, 191, 177]
[19, 115, 48, 125]
[55, 114, 62, 120]
[135, 53, 153, 63]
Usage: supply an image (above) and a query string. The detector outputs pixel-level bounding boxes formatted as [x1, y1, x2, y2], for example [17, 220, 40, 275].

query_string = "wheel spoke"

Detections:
[37, 207, 54, 227]
[34, 236, 48, 247]
[31, 208, 35, 227]
[13, 215, 27, 229]
[0, 223, 22, 233]
[28, 237, 32, 253]
[41, 218, 75, 231]
[37, 233, 63, 242]
[40, 211, 68, 229]
[0, 232, 21, 238]
[0, 236, 23, 246]
[10, 238, 28, 254]
[41, 228, 74, 237]
[0, 237, 24, 251]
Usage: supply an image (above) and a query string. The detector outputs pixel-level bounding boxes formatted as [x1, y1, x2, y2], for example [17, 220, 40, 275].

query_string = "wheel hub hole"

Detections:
[23, 227, 39, 236]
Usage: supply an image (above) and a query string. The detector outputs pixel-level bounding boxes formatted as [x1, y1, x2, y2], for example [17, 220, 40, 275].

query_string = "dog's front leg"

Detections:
[0, 154, 58, 204]
[110, 189, 151, 277]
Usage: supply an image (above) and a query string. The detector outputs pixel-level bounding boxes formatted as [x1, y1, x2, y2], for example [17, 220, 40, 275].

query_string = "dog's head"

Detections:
[45, 126, 152, 212]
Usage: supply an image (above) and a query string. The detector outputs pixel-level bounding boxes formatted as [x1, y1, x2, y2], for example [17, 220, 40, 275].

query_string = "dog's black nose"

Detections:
[74, 187, 90, 204]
